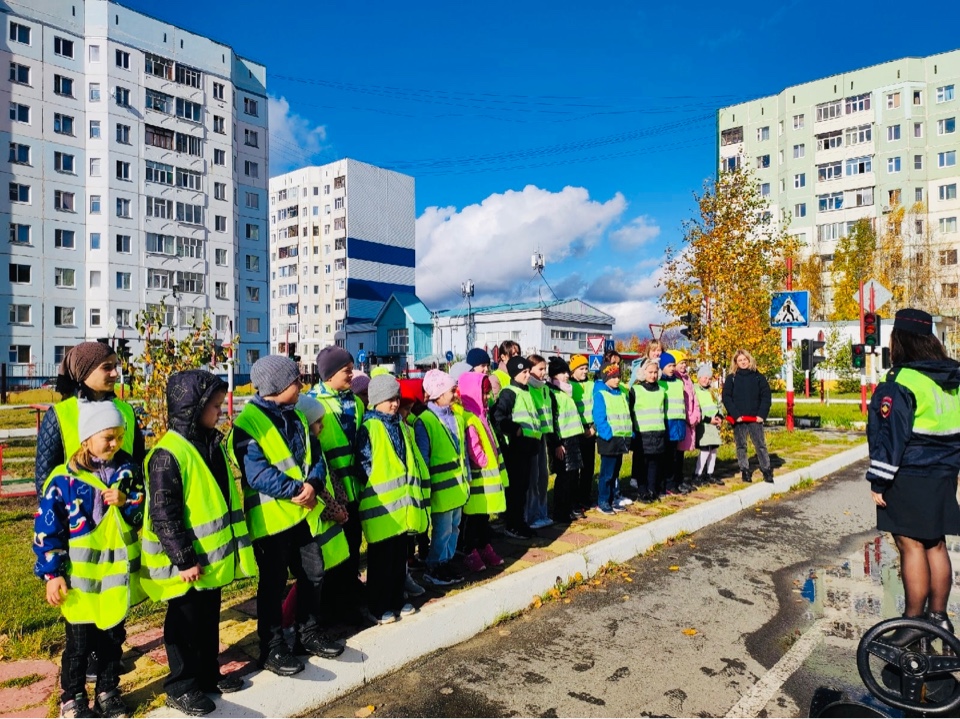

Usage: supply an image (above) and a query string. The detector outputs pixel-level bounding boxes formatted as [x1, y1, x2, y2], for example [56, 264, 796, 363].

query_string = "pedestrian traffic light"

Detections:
[116, 338, 131, 364]
[864, 312, 881, 347]
[679, 312, 700, 340]
[851, 344, 866, 369]
[800, 339, 825, 371]
[881, 346, 891, 369]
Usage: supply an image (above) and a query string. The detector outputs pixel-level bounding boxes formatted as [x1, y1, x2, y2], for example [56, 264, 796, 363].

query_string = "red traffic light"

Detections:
[864, 312, 881, 346]
[852, 343, 866, 368]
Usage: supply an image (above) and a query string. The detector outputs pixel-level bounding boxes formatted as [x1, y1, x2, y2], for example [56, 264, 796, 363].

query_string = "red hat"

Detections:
[399, 378, 425, 404]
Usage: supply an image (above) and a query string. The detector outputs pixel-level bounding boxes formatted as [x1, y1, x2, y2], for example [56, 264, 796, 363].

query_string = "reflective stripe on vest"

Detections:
[571, 380, 595, 424]
[894, 368, 960, 437]
[551, 388, 585, 439]
[312, 385, 364, 503]
[358, 418, 428, 543]
[417, 408, 470, 513]
[500, 386, 542, 439]
[659, 379, 686, 421]
[231, 403, 319, 541]
[43, 465, 142, 629]
[55, 397, 136, 460]
[600, 390, 632, 437]
[694, 386, 719, 418]
[462, 411, 507, 515]
[632, 385, 667, 433]
[141, 431, 257, 601]
[529, 384, 554, 434]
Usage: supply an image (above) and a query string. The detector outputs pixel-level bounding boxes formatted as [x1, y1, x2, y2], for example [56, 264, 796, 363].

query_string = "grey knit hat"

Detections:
[367, 374, 400, 408]
[251, 355, 301, 397]
[696, 363, 714, 380]
[316, 346, 353, 381]
[78, 399, 125, 443]
[296, 395, 325, 425]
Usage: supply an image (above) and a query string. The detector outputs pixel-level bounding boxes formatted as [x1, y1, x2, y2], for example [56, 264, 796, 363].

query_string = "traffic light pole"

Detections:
[869, 285, 877, 393]
[785, 257, 795, 432]
[859, 281, 867, 415]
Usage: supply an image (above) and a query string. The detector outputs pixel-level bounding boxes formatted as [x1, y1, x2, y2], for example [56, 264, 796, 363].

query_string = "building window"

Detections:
[9, 21, 31, 44]
[914, 90, 922, 105]
[940, 249, 958, 265]
[887, 156, 901, 173]
[115, 235, 131, 254]
[938, 118, 956, 135]
[213, 116, 225, 134]
[175, 133, 202, 156]
[215, 282, 228, 300]
[89, 44, 100, 62]
[792, 144, 805, 159]
[145, 89, 173, 114]
[89, 194, 101, 213]
[90, 308, 101, 327]
[214, 149, 226, 166]
[176, 168, 202, 191]
[10, 223, 31, 244]
[10, 62, 31, 85]
[145, 160, 173, 185]
[176, 272, 204, 294]
[116, 160, 130, 181]
[146, 233, 176, 255]
[54, 113, 75, 135]
[176, 203, 203, 225]
[246, 287, 261, 302]
[720, 127, 743, 146]
[937, 85, 955, 103]
[114, 123, 130, 144]
[816, 130, 842, 151]
[245, 192, 259, 209]
[914, 122, 923, 138]
[116, 309, 132, 327]
[115, 86, 130, 107]
[887, 92, 901, 109]
[9, 183, 30, 203]
[9, 102, 30, 124]
[887, 125, 901, 141]
[213, 82, 225, 101]
[387, 328, 409, 354]
[146, 269, 172, 290]
[215, 249, 228, 266]
[89, 82, 100, 101]
[54, 191, 75, 212]
[9, 263, 30, 284]
[116, 198, 131, 218]
[760, 183, 771, 197]
[940, 217, 958, 233]
[116, 272, 131, 290]
[9, 142, 31, 165]
[115, 49, 129, 68]
[175, 97, 202, 122]
[756, 126, 770, 141]
[940, 183, 958, 201]
[939, 151, 957, 168]
[816, 100, 842, 122]
[794, 202, 806, 218]
[942, 283, 959, 299]
[177, 236, 204, 258]
[845, 124, 871, 145]
[914, 155, 923, 170]
[845, 93, 871, 114]
[55, 267, 76, 288]
[175, 64, 201, 88]
[333, 217, 346, 230]
[54, 36, 74, 58]
[916, 187, 924, 203]
[850, 187, 874, 207]
[888, 189, 902, 206]
[792, 114, 804, 129]
[215, 216, 227, 232]
[9, 304, 30, 324]
[334, 196, 345, 209]
[243, 97, 258, 116]
[845, 156, 872, 175]
[54, 307, 75, 326]
[8, 345, 30, 364]
[244, 161, 259, 178]
[90, 232, 100, 249]
[244, 129, 259, 147]
[144, 124, 173, 149]
[145, 52, 173, 79]
[245, 318, 260, 333]
[53, 74, 74, 97]
[246, 224, 259, 240]
[55, 229, 75, 249]
[54, 152, 75, 174]
[245, 254, 260, 271]
[90, 120, 101, 138]
[817, 161, 842, 182]
[214, 182, 227, 201]
[145, 196, 173, 219]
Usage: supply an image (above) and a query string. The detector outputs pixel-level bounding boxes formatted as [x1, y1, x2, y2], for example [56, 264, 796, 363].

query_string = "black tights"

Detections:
[894, 534, 953, 616]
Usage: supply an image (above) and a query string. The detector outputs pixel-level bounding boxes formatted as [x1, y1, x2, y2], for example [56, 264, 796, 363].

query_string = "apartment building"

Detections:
[718, 50, 960, 314]
[268, 159, 415, 367]
[3, 0, 269, 375]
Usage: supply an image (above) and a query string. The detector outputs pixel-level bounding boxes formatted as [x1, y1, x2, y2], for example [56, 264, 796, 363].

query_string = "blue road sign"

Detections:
[604, 339, 616, 353]
[770, 291, 810, 328]
[357, 350, 367, 364]
[445, 350, 454, 362]
[588, 354, 603, 372]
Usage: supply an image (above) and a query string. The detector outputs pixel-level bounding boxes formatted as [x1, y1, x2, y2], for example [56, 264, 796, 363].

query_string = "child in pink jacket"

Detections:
[671, 351, 702, 489]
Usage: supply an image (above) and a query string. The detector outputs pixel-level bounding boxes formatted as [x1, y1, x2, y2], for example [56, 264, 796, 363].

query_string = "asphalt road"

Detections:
[316, 459, 892, 718]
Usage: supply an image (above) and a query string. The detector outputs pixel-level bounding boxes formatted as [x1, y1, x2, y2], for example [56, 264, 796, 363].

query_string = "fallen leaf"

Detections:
[624, 577, 633, 582]
[574, 572, 584, 582]
[563, 598, 571, 604]
[622, 595, 630, 600]
[355, 706, 376, 718]
[498, 629, 511, 636]
[669, 565, 680, 571]
[439, 687, 454, 695]
[682, 628, 698, 636]
[688, 543, 697, 549]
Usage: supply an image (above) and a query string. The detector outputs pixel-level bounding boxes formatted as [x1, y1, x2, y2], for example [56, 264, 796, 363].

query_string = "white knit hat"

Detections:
[296, 395, 326, 425]
[78, 399, 125, 443]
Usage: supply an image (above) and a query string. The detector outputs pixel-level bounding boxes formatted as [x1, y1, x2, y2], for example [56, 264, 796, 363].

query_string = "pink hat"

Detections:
[422, 369, 457, 400]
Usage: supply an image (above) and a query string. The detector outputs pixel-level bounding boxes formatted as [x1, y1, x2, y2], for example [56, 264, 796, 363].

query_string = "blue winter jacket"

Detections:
[593, 381, 632, 455]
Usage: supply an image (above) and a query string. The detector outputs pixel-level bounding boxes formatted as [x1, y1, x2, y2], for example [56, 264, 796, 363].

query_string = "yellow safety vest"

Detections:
[311, 384, 365, 502]
[694, 386, 719, 418]
[571, 379, 595, 425]
[894, 368, 960, 436]
[659, 379, 686, 421]
[140, 431, 257, 601]
[632, 385, 667, 433]
[500, 386, 543, 440]
[358, 418, 428, 543]
[492, 369, 511, 398]
[462, 411, 508, 515]
[54, 397, 136, 459]
[550, 387, 585, 439]
[529, 383, 554, 435]
[417, 408, 470, 513]
[43, 465, 144, 629]
[599, 390, 633, 437]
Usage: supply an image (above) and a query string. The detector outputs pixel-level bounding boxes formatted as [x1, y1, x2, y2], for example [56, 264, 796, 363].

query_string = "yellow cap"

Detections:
[569, 355, 588, 371]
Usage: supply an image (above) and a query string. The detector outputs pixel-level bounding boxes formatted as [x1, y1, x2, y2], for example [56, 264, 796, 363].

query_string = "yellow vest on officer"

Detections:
[895, 368, 960, 435]
[417, 407, 470, 513]
[500, 385, 543, 440]
[462, 411, 508, 515]
[358, 417, 428, 543]
[55, 397, 137, 459]
[140, 431, 257, 601]
[632, 385, 667, 433]
[44, 465, 143, 630]
[659, 379, 687, 421]
[311, 384, 365, 503]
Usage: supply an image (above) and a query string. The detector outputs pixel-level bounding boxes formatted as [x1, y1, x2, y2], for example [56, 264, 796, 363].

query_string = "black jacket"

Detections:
[629, 383, 667, 456]
[147, 370, 230, 571]
[721, 369, 772, 419]
[866, 359, 960, 492]
[492, 380, 528, 441]
[546, 385, 584, 473]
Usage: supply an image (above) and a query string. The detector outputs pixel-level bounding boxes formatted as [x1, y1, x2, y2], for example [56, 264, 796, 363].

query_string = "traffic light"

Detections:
[800, 339, 825, 371]
[116, 338, 131, 363]
[864, 312, 881, 347]
[679, 312, 700, 340]
[881, 346, 891, 369]
[852, 344, 866, 369]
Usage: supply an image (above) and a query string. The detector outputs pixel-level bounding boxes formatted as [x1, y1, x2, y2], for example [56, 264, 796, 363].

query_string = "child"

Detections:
[415, 370, 470, 586]
[646, 340, 663, 363]
[399, 379, 431, 578]
[232, 356, 344, 678]
[492, 341, 521, 398]
[592, 362, 632, 515]
[672, 351, 702, 490]
[350, 371, 371, 409]
[357, 375, 429, 624]
[630, 360, 668, 502]
[466, 348, 492, 375]
[458, 372, 507, 572]
[658, 353, 693, 496]
[546, 357, 585, 522]
[34, 401, 144, 718]
[693, 364, 725, 486]
[525, 354, 553, 529]
[569, 355, 596, 512]
[492, 356, 538, 539]
[142, 370, 257, 716]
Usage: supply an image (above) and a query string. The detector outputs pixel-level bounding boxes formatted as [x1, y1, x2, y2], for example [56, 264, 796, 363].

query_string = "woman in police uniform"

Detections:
[867, 308, 960, 642]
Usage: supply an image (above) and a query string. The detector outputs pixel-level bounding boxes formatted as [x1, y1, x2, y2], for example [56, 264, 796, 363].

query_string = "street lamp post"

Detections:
[461, 280, 475, 353]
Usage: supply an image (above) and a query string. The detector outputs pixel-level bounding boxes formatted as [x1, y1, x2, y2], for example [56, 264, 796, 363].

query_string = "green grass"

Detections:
[0, 408, 43, 431]
[0, 673, 44, 689]
[768, 402, 866, 428]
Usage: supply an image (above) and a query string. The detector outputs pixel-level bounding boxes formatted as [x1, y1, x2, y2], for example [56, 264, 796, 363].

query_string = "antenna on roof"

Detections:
[531, 251, 558, 303]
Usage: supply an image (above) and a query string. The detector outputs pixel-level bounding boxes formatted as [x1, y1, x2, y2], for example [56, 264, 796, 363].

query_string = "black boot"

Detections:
[693, 473, 706, 487]
[762, 470, 774, 483]
[882, 615, 932, 648]
[927, 611, 957, 656]
[741, 470, 752, 483]
[708, 474, 723, 485]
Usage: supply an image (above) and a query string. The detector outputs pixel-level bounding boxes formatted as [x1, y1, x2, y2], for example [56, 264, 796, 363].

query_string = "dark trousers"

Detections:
[504, 437, 536, 531]
[407, 532, 430, 561]
[163, 588, 222, 697]
[662, 440, 679, 491]
[462, 514, 491, 551]
[553, 468, 576, 519]
[577, 433, 596, 507]
[673, 450, 687, 486]
[366, 534, 408, 617]
[61, 621, 124, 701]
[253, 520, 324, 658]
[733, 422, 771, 473]
[321, 500, 365, 618]
[642, 453, 662, 496]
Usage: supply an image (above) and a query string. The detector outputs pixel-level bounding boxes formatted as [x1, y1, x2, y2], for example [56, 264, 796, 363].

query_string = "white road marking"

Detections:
[725, 618, 827, 718]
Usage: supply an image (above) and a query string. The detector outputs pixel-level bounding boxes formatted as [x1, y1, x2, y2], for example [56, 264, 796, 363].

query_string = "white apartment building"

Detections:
[3, 0, 269, 376]
[268, 159, 415, 368]
[718, 50, 960, 315]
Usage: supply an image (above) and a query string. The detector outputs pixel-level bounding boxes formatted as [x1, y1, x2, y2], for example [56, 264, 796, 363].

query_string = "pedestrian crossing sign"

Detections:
[588, 354, 603, 372]
[770, 291, 810, 328]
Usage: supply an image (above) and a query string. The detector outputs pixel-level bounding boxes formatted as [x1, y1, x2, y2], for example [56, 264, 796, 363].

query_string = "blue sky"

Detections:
[126, 0, 960, 335]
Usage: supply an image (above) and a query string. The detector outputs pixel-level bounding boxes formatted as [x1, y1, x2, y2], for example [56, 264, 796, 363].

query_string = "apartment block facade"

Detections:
[3, 0, 269, 375]
[268, 159, 415, 368]
[718, 50, 960, 314]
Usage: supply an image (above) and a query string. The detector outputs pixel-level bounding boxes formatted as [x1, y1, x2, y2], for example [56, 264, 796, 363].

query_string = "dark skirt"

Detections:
[877, 470, 960, 540]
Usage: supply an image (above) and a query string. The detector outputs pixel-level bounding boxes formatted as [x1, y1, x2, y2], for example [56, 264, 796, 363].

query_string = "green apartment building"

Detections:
[717, 50, 960, 315]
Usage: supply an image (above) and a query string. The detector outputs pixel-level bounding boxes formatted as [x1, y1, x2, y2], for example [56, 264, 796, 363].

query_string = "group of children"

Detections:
[32, 339, 735, 718]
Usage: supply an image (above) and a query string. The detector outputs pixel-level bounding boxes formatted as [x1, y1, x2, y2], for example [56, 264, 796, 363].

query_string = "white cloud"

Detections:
[594, 299, 670, 336]
[268, 96, 328, 174]
[609, 215, 661, 250]
[416, 185, 626, 307]
[582, 263, 668, 334]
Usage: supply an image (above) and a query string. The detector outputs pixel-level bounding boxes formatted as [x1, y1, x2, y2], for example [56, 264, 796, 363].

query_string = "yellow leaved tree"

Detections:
[659, 167, 796, 375]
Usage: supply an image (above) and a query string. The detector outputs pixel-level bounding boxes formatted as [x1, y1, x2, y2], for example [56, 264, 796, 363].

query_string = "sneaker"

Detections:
[530, 518, 554, 529]
[440, 563, 466, 584]
[463, 548, 487, 573]
[165, 690, 215, 717]
[612, 506, 626, 513]
[677, 482, 695, 494]
[400, 603, 417, 617]
[479, 543, 504, 567]
[616, 497, 634, 507]
[596, 506, 616, 516]
[404, 572, 426, 597]
[629, 478, 639, 489]
[378, 611, 398, 625]
[422, 568, 456, 587]
[261, 648, 305, 677]
[201, 675, 244, 694]
[61, 694, 96, 719]
[94, 690, 128, 718]
[504, 526, 534, 540]
[300, 631, 345, 658]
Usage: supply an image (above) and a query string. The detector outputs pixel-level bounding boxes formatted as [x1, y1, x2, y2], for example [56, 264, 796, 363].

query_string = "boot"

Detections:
[741, 470, 753, 483]
[927, 611, 957, 657]
[762, 470, 774, 483]
[692, 473, 706, 487]
[708, 474, 723, 485]
[882, 614, 931, 648]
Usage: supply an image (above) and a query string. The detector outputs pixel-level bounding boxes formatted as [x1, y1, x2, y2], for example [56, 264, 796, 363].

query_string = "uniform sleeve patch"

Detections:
[880, 396, 893, 418]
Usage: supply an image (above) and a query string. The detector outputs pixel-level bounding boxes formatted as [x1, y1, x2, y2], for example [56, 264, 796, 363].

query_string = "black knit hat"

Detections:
[893, 308, 933, 335]
[548, 356, 571, 377]
[507, 356, 532, 378]
[316, 346, 353, 381]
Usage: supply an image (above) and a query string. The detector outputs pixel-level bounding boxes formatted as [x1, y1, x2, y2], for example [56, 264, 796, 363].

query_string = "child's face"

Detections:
[376, 396, 400, 415]
[272, 378, 303, 405]
[529, 362, 547, 380]
[677, 360, 687, 374]
[513, 369, 530, 385]
[571, 365, 588, 381]
[309, 418, 323, 436]
[698, 375, 712, 388]
[648, 347, 662, 360]
[200, 390, 227, 429]
[472, 364, 490, 374]
[662, 363, 676, 377]
[644, 363, 660, 383]
[85, 427, 124, 461]
[482, 388, 492, 406]
[605, 376, 620, 390]
[552, 371, 569, 384]
[433, 387, 456, 406]
[327, 362, 354, 391]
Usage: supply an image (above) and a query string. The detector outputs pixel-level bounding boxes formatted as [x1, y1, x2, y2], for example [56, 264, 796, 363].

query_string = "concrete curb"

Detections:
[154, 442, 868, 717]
